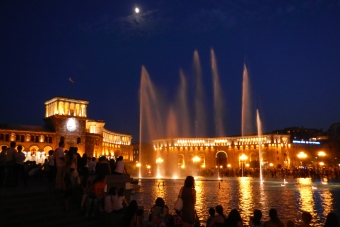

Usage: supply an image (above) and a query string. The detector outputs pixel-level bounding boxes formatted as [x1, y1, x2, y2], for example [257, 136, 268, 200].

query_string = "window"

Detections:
[31, 135, 35, 142]
[77, 137, 81, 144]
[35, 136, 39, 142]
[20, 135, 25, 142]
[0, 134, 4, 141]
[5, 134, 9, 141]
[16, 135, 20, 141]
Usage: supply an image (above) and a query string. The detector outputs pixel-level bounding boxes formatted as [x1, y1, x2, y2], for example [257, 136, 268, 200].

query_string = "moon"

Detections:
[135, 7, 140, 13]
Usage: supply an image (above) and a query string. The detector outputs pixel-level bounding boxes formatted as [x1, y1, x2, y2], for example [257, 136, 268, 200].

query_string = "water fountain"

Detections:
[139, 50, 257, 178]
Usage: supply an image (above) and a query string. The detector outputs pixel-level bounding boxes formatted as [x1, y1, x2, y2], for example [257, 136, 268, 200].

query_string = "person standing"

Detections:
[5, 141, 17, 187]
[0, 146, 7, 187]
[48, 150, 55, 181]
[14, 145, 27, 186]
[181, 176, 196, 227]
[55, 141, 66, 190]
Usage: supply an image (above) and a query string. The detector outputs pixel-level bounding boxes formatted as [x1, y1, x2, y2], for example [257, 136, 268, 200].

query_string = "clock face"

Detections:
[66, 118, 77, 132]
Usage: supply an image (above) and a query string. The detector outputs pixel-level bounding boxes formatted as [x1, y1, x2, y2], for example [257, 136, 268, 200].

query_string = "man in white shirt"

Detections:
[55, 141, 66, 190]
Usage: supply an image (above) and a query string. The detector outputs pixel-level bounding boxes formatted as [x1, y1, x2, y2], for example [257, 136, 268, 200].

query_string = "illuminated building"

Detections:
[152, 131, 337, 176]
[0, 97, 132, 163]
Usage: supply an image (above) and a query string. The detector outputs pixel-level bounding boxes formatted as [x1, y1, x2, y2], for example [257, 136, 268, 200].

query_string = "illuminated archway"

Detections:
[178, 154, 185, 168]
[43, 146, 53, 153]
[215, 150, 228, 168]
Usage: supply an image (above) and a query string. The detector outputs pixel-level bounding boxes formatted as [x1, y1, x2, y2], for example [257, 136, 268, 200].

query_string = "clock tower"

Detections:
[44, 97, 88, 154]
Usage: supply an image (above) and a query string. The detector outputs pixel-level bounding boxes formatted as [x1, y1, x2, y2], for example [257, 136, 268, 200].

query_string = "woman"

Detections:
[181, 176, 196, 227]
[264, 209, 284, 227]
[149, 197, 165, 227]
[208, 205, 227, 227]
[228, 209, 243, 227]
[113, 187, 129, 213]
[104, 187, 116, 213]
[249, 209, 264, 227]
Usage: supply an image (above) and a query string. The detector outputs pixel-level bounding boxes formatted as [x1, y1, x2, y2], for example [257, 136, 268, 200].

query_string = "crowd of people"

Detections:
[1, 142, 339, 227]
[197, 167, 340, 179]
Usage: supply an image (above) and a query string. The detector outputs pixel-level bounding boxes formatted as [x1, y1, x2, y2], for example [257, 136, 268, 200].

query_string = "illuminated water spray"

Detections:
[256, 109, 263, 184]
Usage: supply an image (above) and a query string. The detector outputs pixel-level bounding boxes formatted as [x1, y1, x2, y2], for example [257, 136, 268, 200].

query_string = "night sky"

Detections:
[1, 1, 340, 143]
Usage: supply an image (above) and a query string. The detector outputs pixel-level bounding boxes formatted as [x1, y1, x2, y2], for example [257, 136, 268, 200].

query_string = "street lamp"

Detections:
[240, 154, 248, 177]
[297, 151, 307, 167]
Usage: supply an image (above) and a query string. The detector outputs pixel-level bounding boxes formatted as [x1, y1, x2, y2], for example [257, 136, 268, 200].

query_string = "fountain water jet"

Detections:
[256, 109, 263, 184]
[211, 49, 226, 136]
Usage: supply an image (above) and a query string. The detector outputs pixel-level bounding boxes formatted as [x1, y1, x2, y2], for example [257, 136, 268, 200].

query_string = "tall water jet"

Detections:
[256, 109, 263, 184]
[241, 64, 253, 137]
[193, 50, 206, 137]
[140, 66, 165, 177]
[211, 49, 226, 136]
[176, 70, 191, 137]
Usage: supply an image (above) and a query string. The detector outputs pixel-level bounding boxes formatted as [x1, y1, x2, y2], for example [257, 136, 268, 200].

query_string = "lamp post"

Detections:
[297, 151, 307, 167]
[240, 154, 248, 177]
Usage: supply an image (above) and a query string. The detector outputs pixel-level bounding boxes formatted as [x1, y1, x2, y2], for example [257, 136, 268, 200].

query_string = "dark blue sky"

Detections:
[1, 0, 340, 142]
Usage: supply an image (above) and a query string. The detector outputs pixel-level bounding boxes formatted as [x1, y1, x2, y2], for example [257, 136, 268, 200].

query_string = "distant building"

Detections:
[0, 96, 133, 163]
[150, 127, 339, 177]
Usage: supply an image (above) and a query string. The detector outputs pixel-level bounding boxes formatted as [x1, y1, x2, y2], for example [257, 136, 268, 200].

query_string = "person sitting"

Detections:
[104, 187, 117, 214]
[228, 209, 243, 227]
[149, 197, 166, 226]
[324, 212, 339, 227]
[208, 205, 227, 227]
[250, 209, 264, 227]
[112, 187, 129, 213]
[299, 211, 312, 227]
[206, 207, 216, 227]
[113, 156, 128, 175]
[264, 209, 284, 227]
[123, 200, 139, 227]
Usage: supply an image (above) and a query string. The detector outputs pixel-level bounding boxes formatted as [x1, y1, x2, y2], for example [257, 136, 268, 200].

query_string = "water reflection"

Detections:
[131, 178, 339, 226]
[238, 177, 253, 220]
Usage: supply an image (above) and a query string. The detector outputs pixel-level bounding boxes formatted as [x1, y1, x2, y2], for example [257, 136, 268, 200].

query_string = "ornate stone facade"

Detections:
[0, 97, 132, 163]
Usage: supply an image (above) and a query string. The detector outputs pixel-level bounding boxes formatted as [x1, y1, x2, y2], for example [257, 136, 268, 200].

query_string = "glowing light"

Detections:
[135, 7, 140, 13]
[239, 154, 248, 161]
[245, 163, 249, 167]
[156, 158, 163, 164]
[318, 151, 326, 157]
[319, 162, 324, 166]
[136, 163, 141, 167]
[181, 165, 185, 169]
[297, 151, 307, 159]
[192, 156, 201, 163]
[146, 165, 151, 169]
[156, 174, 162, 179]
[173, 175, 178, 179]
[269, 163, 273, 167]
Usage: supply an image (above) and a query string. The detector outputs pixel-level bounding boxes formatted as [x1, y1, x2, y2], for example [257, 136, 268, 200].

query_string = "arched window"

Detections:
[20, 135, 25, 142]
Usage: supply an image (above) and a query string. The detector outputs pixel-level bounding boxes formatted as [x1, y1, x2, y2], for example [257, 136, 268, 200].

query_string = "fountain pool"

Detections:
[131, 177, 340, 226]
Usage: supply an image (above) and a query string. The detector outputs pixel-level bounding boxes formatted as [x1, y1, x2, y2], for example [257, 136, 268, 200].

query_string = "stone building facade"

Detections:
[0, 97, 132, 163]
